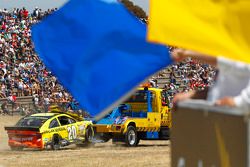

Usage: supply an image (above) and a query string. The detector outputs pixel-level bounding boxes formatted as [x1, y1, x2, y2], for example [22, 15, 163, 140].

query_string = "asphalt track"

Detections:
[0, 116, 170, 167]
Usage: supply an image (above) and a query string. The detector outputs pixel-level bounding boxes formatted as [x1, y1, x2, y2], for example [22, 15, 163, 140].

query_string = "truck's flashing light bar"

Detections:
[140, 82, 151, 89]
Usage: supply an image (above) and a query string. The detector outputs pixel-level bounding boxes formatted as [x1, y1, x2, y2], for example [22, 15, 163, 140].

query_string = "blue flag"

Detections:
[32, 0, 172, 119]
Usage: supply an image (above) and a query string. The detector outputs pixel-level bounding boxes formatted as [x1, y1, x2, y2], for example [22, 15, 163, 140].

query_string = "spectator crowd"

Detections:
[0, 7, 81, 115]
[166, 56, 215, 91]
[151, 54, 216, 107]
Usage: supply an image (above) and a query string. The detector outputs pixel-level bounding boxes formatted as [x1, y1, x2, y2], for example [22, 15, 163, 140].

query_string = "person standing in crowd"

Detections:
[21, 7, 29, 19]
[32, 7, 40, 18]
[1, 101, 9, 115]
[43, 95, 50, 113]
[33, 94, 39, 111]
[7, 93, 16, 115]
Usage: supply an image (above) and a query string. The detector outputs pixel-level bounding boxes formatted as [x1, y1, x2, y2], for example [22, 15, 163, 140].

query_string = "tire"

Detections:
[84, 126, 94, 144]
[125, 126, 139, 147]
[76, 126, 94, 147]
[51, 135, 61, 150]
[10, 146, 23, 151]
[159, 127, 170, 140]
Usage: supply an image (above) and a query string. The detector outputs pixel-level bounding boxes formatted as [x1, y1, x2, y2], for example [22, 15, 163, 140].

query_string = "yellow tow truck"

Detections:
[94, 87, 171, 146]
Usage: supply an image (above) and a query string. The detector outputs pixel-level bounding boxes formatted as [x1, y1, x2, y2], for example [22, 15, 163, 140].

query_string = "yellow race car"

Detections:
[5, 111, 94, 150]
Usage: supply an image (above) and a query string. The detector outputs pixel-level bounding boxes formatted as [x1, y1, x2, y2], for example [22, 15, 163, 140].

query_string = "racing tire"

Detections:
[125, 126, 139, 147]
[76, 126, 94, 147]
[51, 135, 61, 150]
[10, 146, 23, 151]
[84, 126, 94, 144]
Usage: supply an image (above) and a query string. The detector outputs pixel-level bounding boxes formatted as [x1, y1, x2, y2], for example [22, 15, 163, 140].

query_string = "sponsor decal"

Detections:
[43, 127, 66, 134]
[11, 137, 33, 142]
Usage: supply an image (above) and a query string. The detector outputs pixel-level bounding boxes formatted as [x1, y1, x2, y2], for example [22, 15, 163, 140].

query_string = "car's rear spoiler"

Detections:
[5, 126, 40, 131]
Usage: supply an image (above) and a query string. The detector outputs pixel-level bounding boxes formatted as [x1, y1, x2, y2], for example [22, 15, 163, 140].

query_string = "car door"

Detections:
[57, 115, 77, 142]
[48, 118, 62, 141]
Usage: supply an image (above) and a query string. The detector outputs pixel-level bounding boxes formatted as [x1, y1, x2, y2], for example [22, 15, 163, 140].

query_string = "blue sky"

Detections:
[0, 0, 149, 13]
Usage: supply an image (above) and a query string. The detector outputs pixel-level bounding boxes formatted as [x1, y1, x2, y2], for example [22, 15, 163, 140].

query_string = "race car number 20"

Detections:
[67, 126, 77, 140]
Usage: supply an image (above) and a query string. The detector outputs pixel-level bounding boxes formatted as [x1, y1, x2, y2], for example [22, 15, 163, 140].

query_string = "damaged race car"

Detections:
[5, 111, 94, 150]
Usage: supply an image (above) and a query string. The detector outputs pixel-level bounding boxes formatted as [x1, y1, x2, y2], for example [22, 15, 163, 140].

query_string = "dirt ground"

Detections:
[0, 116, 170, 167]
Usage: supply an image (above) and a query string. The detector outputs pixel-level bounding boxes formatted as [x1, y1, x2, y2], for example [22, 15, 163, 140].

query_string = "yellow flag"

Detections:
[148, 0, 250, 64]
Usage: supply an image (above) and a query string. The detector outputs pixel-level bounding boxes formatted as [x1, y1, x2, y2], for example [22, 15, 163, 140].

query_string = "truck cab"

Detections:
[94, 87, 171, 146]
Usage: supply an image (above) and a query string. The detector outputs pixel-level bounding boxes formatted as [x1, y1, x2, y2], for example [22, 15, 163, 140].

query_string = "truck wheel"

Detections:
[125, 126, 139, 147]
[51, 135, 61, 150]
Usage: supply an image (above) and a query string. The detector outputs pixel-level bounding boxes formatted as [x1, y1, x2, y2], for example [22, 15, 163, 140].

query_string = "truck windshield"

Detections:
[125, 90, 153, 103]
[16, 116, 51, 128]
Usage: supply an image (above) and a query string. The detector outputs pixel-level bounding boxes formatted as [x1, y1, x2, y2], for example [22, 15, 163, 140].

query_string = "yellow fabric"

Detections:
[148, 0, 250, 64]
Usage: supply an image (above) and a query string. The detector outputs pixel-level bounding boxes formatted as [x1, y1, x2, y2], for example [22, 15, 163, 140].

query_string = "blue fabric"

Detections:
[32, 0, 172, 117]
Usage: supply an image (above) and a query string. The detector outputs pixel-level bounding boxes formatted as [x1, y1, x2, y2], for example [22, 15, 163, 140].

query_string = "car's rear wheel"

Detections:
[51, 135, 61, 150]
